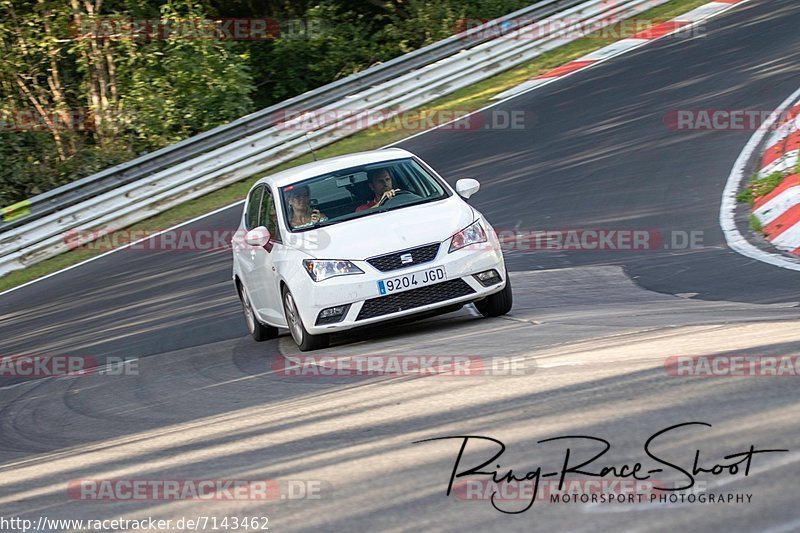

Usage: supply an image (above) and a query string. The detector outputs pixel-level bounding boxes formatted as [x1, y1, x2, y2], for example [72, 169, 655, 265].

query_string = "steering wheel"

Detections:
[376, 189, 417, 208]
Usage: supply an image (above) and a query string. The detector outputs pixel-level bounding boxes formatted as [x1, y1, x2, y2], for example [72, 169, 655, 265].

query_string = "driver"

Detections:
[355, 168, 400, 212]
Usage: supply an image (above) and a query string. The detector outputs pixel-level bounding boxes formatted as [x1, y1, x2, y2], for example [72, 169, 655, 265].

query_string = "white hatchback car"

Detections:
[232, 148, 511, 351]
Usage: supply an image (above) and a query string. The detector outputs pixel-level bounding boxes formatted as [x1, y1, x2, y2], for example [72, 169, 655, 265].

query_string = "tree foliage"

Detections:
[1, 0, 253, 205]
[1, 0, 531, 205]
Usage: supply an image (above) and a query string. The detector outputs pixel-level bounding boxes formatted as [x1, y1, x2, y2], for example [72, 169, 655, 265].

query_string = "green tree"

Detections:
[115, 1, 254, 150]
[0, 0, 254, 205]
[1, 0, 533, 206]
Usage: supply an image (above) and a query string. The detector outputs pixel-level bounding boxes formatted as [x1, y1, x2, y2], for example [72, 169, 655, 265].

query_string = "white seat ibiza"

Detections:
[232, 148, 511, 351]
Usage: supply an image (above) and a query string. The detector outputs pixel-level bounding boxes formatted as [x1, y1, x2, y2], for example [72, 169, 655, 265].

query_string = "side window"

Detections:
[259, 188, 281, 242]
[245, 185, 263, 230]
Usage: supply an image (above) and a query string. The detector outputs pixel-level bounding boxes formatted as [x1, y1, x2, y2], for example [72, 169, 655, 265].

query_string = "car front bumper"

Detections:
[289, 240, 506, 335]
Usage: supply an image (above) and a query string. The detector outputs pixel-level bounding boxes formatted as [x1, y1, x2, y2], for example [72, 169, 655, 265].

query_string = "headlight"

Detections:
[449, 220, 487, 253]
[303, 259, 364, 282]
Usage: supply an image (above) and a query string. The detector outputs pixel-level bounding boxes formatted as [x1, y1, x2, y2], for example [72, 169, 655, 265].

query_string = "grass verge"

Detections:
[0, 0, 716, 293]
[749, 213, 763, 235]
[736, 170, 789, 206]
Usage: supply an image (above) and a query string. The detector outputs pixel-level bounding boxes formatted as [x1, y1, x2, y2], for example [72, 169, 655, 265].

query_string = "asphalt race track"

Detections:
[1, 0, 799, 531]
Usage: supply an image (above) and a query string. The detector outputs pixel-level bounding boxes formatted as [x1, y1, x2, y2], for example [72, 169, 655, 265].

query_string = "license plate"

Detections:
[377, 267, 446, 295]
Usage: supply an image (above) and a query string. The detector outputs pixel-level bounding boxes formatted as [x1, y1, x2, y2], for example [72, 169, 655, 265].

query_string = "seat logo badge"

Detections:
[400, 253, 413, 264]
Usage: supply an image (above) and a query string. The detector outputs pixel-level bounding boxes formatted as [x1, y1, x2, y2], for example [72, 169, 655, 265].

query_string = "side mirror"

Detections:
[244, 226, 273, 252]
[455, 178, 480, 200]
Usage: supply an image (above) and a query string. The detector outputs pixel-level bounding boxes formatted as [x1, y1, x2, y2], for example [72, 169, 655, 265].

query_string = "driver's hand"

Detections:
[378, 189, 400, 203]
[310, 209, 321, 222]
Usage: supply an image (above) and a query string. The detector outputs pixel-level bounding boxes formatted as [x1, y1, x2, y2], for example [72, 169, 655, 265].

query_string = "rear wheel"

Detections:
[238, 283, 278, 341]
[475, 270, 513, 317]
[282, 286, 330, 351]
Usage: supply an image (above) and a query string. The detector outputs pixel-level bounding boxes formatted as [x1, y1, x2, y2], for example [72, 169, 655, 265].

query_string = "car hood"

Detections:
[288, 197, 476, 260]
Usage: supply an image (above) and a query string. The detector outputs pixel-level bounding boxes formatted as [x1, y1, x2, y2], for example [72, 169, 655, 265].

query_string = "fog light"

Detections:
[316, 304, 351, 325]
[474, 269, 501, 287]
[320, 306, 346, 318]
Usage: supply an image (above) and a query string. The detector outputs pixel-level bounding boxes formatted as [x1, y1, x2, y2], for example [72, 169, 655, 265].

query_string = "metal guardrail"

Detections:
[0, 0, 584, 233]
[0, 0, 672, 276]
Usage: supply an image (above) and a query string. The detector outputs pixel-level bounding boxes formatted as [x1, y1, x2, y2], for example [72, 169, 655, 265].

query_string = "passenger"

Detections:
[286, 185, 327, 228]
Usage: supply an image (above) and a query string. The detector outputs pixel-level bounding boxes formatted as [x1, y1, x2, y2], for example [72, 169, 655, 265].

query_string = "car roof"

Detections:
[254, 148, 416, 189]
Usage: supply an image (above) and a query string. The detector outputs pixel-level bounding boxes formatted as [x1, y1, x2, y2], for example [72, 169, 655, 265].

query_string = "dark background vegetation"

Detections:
[0, 0, 530, 206]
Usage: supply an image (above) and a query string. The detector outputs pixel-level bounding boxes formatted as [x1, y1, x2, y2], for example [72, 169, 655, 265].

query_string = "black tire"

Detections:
[281, 286, 330, 351]
[474, 270, 513, 318]
[238, 282, 279, 341]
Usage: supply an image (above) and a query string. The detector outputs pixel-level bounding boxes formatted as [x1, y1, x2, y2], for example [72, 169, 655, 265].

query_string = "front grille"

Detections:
[356, 278, 475, 321]
[366, 243, 440, 272]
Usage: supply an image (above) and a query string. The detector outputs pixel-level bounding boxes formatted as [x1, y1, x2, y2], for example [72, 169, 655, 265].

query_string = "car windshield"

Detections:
[279, 157, 449, 231]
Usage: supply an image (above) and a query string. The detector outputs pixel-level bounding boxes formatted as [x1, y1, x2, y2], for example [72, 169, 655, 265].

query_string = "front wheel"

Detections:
[281, 286, 330, 351]
[474, 270, 513, 317]
[238, 283, 278, 341]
